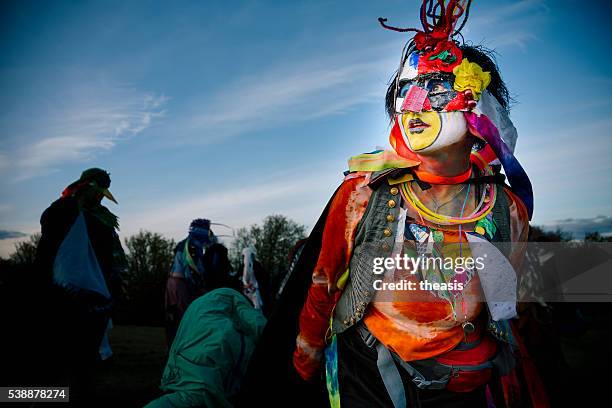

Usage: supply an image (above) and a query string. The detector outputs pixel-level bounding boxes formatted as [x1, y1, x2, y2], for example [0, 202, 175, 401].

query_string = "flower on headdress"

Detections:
[452, 59, 491, 99]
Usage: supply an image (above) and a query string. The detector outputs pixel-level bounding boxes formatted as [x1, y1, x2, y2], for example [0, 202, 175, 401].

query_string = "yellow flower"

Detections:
[452, 59, 491, 100]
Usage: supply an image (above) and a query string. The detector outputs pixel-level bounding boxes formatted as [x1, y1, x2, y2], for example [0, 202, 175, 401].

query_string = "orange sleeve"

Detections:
[293, 174, 371, 380]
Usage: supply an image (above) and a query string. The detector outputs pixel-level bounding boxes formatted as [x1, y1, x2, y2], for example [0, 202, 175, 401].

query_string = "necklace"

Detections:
[401, 181, 495, 225]
[413, 166, 473, 184]
[457, 196, 475, 337]
[426, 184, 468, 213]
[400, 162, 497, 225]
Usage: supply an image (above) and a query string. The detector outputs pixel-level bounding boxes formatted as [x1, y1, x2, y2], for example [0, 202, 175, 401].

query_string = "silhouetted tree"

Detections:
[585, 231, 612, 242]
[9, 233, 41, 267]
[529, 226, 572, 242]
[118, 231, 175, 325]
[229, 215, 306, 296]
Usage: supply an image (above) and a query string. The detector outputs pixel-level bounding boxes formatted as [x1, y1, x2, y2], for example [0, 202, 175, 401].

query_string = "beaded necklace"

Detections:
[400, 160, 497, 226]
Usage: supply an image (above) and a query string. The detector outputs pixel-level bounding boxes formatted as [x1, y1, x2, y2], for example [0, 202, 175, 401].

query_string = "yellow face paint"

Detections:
[400, 111, 442, 151]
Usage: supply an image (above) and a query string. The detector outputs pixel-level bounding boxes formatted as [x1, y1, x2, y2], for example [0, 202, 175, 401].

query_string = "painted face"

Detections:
[399, 111, 468, 153]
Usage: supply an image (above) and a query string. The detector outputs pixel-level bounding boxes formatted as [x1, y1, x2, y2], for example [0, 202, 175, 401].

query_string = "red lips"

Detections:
[408, 118, 430, 132]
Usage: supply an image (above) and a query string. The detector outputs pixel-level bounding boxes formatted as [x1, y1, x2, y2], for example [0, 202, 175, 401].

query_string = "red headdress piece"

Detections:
[379, 0, 471, 74]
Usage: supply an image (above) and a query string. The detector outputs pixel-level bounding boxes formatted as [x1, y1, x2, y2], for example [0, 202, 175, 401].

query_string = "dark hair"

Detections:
[384, 42, 512, 121]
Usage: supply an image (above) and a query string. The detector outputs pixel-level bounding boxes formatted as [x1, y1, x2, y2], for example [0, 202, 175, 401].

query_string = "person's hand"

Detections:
[292, 343, 323, 381]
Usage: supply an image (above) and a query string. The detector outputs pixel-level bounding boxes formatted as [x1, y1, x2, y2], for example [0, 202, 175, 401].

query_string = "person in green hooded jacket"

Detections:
[146, 286, 266, 408]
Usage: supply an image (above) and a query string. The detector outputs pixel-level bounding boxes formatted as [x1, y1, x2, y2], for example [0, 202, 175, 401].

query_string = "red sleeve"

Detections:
[293, 175, 371, 380]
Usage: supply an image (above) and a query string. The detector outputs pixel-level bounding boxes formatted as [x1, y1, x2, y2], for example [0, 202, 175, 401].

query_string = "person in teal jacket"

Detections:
[146, 287, 266, 408]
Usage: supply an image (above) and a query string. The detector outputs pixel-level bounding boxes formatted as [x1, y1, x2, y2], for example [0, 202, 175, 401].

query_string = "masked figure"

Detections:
[34, 167, 126, 401]
[285, 2, 547, 407]
[165, 218, 217, 346]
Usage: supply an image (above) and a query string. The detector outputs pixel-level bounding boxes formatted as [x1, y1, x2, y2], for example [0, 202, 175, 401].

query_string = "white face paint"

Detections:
[421, 112, 468, 153]
[399, 111, 469, 154]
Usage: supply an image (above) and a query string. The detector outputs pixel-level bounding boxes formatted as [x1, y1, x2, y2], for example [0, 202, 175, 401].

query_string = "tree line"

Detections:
[2, 222, 609, 326]
[0, 214, 306, 326]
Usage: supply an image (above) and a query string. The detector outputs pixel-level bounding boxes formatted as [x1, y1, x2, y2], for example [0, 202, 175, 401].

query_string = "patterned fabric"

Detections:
[406, 224, 477, 304]
[348, 149, 419, 173]
[165, 238, 206, 335]
[325, 335, 340, 408]
[293, 175, 372, 380]
[464, 112, 533, 219]
[293, 174, 529, 378]
[364, 225, 487, 363]
[363, 190, 528, 364]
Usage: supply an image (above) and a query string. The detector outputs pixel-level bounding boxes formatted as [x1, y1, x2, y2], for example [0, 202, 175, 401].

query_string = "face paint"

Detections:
[400, 111, 440, 151]
[399, 111, 468, 153]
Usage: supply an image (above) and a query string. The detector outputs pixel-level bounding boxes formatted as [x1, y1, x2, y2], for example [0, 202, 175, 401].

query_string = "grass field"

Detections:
[93, 325, 167, 407]
[88, 311, 609, 407]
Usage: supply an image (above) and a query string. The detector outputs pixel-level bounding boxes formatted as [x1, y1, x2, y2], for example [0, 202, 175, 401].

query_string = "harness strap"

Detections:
[356, 322, 494, 404]
[357, 323, 407, 408]
[376, 343, 407, 408]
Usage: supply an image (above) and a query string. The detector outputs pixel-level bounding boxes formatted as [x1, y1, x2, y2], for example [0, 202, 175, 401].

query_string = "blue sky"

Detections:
[1, 0, 611, 256]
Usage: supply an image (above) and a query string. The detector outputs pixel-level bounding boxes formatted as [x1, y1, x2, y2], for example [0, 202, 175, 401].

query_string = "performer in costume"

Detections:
[165, 218, 216, 346]
[289, 1, 547, 407]
[34, 167, 126, 402]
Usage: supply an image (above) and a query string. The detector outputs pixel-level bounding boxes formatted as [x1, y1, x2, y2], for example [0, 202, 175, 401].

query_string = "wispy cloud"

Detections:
[539, 215, 612, 239]
[6, 85, 168, 182]
[182, 44, 395, 143]
[487, 31, 537, 50]
[470, 0, 549, 25]
[465, 0, 548, 51]
[119, 162, 343, 241]
[516, 117, 612, 223]
[180, 2, 548, 144]
[0, 230, 27, 240]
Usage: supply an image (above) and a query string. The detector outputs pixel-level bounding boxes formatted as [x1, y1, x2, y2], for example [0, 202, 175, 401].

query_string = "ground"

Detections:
[93, 325, 166, 407]
[87, 307, 609, 407]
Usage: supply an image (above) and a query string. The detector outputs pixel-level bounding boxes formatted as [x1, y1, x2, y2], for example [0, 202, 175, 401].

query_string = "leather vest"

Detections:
[331, 169, 515, 345]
